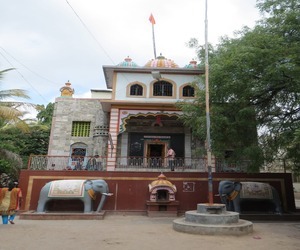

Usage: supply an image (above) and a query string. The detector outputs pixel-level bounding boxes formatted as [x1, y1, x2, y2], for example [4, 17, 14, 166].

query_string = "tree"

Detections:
[0, 69, 35, 180]
[181, 0, 299, 172]
[0, 125, 50, 168]
[36, 102, 54, 126]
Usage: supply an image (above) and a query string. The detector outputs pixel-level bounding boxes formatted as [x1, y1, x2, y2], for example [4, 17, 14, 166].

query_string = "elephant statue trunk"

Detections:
[96, 193, 113, 212]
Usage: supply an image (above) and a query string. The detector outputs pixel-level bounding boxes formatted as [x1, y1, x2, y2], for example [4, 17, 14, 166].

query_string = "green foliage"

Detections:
[182, 0, 299, 172]
[0, 69, 51, 179]
[0, 125, 50, 167]
[36, 102, 54, 126]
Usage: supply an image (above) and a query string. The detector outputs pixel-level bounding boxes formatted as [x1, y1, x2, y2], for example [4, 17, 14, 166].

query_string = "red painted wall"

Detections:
[18, 170, 296, 213]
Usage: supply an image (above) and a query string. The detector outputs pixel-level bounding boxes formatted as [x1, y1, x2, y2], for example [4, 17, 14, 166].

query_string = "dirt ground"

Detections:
[0, 214, 300, 250]
[1, 194, 299, 250]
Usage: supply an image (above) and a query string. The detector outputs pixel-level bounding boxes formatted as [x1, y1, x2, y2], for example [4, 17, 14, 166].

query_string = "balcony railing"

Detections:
[27, 155, 250, 172]
[116, 156, 206, 172]
[27, 155, 106, 171]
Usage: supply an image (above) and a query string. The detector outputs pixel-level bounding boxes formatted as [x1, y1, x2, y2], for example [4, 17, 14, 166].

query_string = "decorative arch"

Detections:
[149, 78, 177, 99]
[126, 81, 146, 97]
[119, 110, 182, 133]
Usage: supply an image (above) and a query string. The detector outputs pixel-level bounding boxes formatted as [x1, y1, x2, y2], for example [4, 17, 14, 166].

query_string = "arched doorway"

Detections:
[69, 143, 88, 170]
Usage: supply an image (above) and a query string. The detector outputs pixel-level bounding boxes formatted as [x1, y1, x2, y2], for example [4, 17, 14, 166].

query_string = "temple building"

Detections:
[47, 55, 207, 171]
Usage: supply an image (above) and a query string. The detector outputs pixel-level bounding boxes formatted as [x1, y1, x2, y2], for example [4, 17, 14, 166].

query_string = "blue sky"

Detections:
[0, 0, 260, 113]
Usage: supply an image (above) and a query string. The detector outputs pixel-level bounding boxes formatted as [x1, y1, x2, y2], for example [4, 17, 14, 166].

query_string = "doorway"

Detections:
[145, 142, 168, 168]
[148, 144, 163, 157]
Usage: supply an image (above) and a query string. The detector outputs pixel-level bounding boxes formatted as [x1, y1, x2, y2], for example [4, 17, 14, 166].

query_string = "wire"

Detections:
[0, 47, 59, 85]
[65, 0, 116, 65]
[0, 50, 48, 103]
[66, 0, 140, 95]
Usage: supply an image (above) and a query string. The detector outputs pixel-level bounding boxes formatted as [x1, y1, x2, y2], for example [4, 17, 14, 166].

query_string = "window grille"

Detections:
[183, 85, 195, 97]
[153, 81, 173, 96]
[72, 121, 91, 137]
[130, 84, 143, 96]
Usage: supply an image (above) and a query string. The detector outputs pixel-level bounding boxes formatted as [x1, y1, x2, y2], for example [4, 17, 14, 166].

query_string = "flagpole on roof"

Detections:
[204, 0, 213, 204]
[149, 13, 157, 58]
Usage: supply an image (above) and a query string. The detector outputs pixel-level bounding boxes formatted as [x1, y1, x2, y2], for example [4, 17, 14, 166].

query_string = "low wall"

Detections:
[18, 170, 296, 213]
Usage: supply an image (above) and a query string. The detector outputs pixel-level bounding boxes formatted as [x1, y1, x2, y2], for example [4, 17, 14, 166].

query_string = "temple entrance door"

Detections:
[145, 142, 168, 168]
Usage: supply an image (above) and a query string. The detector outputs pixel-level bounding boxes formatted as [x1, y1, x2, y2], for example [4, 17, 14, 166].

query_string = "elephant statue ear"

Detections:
[234, 182, 242, 191]
[84, 179, 93, 190]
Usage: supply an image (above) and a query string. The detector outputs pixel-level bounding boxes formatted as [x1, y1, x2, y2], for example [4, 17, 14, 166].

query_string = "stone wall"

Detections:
[48, 97, 109, 157]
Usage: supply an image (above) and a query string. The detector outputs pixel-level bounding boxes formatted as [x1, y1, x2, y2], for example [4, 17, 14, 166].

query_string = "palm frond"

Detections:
[0, 89, 30, 100]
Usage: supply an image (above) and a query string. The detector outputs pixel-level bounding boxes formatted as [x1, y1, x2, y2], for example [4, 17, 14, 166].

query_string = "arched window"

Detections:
[153, 81, 173, 96]
[130, 84, 143, 96]
[69, 143, 88, 170]
[182, 85, 195, 97]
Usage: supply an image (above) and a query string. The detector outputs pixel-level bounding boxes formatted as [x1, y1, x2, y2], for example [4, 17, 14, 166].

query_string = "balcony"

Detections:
[27, 155, 249, 172]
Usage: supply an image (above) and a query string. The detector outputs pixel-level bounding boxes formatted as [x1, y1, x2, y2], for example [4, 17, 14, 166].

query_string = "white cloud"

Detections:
[0, 0, 260, 113]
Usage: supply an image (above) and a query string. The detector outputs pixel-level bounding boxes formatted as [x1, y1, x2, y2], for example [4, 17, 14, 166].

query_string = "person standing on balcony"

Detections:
[87, 155, 96, 170]
[167, 146, 176, 171]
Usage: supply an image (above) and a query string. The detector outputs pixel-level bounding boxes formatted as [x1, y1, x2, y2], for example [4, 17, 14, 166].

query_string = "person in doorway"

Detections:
[167, 146, 176, 171]
[76, 157, 84, 170]
[87, 155, 96, 170]
[0, 182, 22, 224]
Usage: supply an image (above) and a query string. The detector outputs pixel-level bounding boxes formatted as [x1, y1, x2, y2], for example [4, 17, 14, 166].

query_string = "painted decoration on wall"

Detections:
[183, 182, 195, 192]
[119, 109, 182, 133]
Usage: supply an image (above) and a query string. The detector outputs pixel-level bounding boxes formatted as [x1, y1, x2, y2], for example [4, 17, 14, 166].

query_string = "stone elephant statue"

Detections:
[218, 180, 282, 214]
[36, 179, 111, 213]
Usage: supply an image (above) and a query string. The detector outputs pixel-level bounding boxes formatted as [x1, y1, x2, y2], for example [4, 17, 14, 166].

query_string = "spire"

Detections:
[60, 81, 75, 97]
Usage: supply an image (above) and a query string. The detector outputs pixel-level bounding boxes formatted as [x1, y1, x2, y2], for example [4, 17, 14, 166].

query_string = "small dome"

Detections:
[184, 59, 200, 69]
[60, 81, 74, 97]
[145, 54, 179, 68]
[117, 56, 139, 67]
[149, 173, 176, 192]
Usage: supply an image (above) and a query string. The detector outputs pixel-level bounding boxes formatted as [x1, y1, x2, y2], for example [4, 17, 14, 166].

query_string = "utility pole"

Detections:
[204, 0, 213, 204]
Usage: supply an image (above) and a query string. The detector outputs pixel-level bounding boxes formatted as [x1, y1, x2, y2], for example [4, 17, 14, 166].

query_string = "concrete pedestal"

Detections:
[173, 203, 253, 235]
[19, 211, 105, 220]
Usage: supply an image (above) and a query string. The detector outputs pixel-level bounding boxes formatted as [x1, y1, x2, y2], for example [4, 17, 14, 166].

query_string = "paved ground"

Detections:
[1, 214, 300, 250]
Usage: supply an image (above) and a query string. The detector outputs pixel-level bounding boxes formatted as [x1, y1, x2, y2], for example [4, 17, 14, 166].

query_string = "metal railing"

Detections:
[27, 155, 252, 172]
[28, 155, 106, 171]
[116, 156, 206, 172]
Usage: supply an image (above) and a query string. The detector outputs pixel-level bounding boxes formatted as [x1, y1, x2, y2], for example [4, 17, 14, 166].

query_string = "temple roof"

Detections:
[117, 56, 139, 67]
[149, 173, 177, 192]
[184, 59, 201, 69]
[144, 54, 179, 68]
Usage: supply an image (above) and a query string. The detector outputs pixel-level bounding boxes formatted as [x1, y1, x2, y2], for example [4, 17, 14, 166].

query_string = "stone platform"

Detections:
[173, 203, 253, 236]
[19, 211, 106, 220]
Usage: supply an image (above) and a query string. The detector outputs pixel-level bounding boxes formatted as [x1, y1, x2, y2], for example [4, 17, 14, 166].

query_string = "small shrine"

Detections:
[60, 81, 74, 97]
[146, 173, 179, 217]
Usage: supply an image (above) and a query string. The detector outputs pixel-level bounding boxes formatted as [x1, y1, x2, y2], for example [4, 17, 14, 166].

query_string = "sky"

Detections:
[0, 0, 261, 114]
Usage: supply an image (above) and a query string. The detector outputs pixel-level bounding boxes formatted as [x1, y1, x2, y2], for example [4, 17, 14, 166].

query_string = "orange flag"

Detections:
[149, 14, 155, 25]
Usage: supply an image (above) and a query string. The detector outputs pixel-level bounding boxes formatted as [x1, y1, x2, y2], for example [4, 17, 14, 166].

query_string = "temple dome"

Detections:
[149, 173, 177, 192]
[144, 54, 179, 68]
[117, 56, 139, 67]
[184, 59, 201, 69]
[60, 81, 74, 97]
